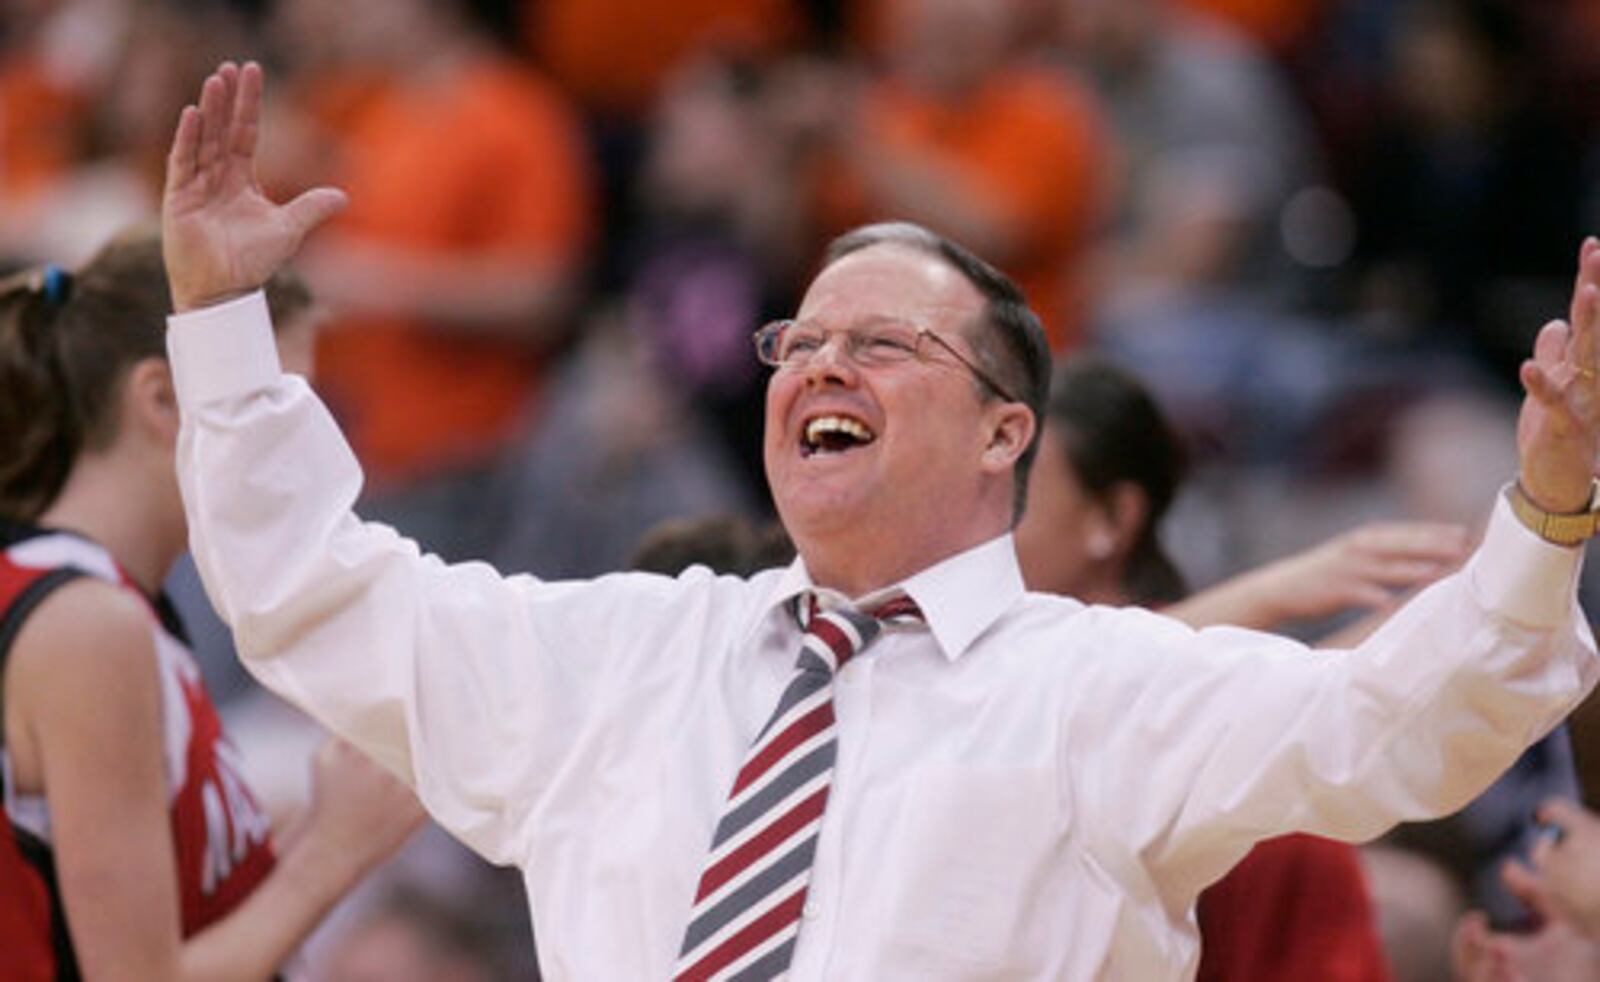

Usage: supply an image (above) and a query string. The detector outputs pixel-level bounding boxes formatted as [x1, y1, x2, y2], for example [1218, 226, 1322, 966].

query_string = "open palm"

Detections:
[162, 61, 346, 312]
[1516, 238, 1600, 514]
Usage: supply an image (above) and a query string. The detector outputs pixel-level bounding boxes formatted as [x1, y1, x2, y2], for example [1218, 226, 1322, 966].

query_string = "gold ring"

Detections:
[1579, 365, 1598, 381]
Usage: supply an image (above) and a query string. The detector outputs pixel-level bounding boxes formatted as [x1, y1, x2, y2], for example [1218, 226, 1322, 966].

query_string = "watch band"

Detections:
[1507, 481, 1600, 547]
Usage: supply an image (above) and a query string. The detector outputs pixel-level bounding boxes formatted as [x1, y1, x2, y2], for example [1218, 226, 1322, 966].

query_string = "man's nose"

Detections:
[803, 332, 860, 383]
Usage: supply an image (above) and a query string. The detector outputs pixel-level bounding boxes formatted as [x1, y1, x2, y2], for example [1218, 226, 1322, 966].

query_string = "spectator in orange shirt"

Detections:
[524, 0, 802, 120]
[0, 52, 84, 201]
[1, 0, 245, 266]
[1056, 0, 1319, 302]
[810, 0, 1112, 350]
[276, 0, 595, 557]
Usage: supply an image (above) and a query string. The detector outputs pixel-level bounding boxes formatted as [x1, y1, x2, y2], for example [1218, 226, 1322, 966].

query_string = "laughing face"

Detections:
[763, 244, 1030, 591]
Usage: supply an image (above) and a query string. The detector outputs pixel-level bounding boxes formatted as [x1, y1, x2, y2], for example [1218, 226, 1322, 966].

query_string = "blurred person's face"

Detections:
[1055, 0, 1159, 75]
[271, 0, 358, 73]
[1393, 13, 1497, 129]
[1014, 422, 1121, 599]
[101, 7, 249, 158]
[647, 66, 765, 216]
[329, 0, 439, 68]
[890, 0, 1017, 95]
[764, 245, 1022, 586]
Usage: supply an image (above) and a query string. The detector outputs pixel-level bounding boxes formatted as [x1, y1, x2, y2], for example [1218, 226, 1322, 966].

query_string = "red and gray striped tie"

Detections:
[673, 592, 923, 981]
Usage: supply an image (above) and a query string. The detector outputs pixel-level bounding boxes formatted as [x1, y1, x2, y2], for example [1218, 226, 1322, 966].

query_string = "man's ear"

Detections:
[981, 403, 1036, 475]
[123, 358, 180, 446]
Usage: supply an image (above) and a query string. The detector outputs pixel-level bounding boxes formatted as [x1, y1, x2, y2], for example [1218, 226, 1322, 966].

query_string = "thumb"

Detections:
[1534, 319, 1571, 368]
[1500, 858, 1554, 923]
[283, 186, 348, 241]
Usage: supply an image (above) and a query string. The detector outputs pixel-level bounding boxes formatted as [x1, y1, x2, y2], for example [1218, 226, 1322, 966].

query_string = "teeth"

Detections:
[804, 415, 874, 447]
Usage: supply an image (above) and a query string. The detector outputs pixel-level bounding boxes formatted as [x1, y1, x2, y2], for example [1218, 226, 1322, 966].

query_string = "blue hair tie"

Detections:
[41, 264, 71, 305]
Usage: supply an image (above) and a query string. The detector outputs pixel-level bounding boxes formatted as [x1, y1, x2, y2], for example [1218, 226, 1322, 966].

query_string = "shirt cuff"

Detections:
[1468, 487, 1586, 629]
[165, 290, 281, 406]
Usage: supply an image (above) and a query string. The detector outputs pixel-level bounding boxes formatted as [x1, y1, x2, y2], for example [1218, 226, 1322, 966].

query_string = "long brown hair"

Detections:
[0, 227, 310, 521]
[1047, 356, 1189, 606]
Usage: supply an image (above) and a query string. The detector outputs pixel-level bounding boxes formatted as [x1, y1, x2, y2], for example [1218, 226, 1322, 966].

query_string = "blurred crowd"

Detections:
[6, 0, 1600, 978]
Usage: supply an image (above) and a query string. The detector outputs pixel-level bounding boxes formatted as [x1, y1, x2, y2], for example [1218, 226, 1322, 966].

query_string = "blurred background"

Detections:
[5, 0, 1600, 977]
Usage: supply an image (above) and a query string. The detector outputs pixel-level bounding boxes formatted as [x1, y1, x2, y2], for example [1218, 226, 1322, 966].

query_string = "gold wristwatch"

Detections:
[1507, 481, 1600, 547]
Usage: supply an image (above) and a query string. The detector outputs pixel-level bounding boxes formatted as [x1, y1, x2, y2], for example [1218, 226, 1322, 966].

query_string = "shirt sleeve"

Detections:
[166, 292, 725, 864]
[1070, 503, 1598, 906]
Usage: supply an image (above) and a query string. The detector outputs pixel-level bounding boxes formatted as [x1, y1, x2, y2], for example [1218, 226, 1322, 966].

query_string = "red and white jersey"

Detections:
[0, 523, 276, 980]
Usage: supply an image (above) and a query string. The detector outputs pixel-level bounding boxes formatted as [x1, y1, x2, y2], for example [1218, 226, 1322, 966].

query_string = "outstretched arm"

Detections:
[1167, 520, 1468, 632]
[1087, 240, 1600, 906]
[160, 63, 717, 870]
[163, 61, 345, 313]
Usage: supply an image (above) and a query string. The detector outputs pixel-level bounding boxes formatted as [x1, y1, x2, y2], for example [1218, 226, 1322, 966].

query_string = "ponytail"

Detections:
[0, 266, 78, 520]
[0, 226, 314, 523]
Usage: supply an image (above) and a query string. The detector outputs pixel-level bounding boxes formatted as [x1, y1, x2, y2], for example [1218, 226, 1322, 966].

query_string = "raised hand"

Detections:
[1166, 521, 1468, 631]
[1521, 799, 1600, 938]
[1257, 521, 1468, 619]
[162, 61, 348, 312]
[1452, 907, 1600, 982]
[1451, 847, 1600, 982]
[1517, 238, 1600, 514]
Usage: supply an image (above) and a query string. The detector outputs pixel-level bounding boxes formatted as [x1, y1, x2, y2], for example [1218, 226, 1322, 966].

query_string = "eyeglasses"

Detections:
[752, 318, 1020, 403]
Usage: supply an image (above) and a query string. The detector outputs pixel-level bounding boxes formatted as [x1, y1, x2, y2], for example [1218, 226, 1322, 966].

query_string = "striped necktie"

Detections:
[673, 591, 923, 982]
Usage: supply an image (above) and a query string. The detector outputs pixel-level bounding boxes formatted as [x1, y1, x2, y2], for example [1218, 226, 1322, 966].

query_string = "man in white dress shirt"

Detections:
[160, 62, 1600, 980]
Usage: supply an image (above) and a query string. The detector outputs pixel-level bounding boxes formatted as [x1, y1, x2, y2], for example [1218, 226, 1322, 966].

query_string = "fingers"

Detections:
[1565, 239, 1600, 387]
[1536, 319, 1573, 369]
[1501, 858, 1554, 923]
[1568, 238, 1600, 341]
[1452, 911, 1493, 982]
[1571, 283, 1600, 378]
[1354, 522, 1471, 563]
[164, 105, 201, 196]
[1341, 523, 1467, 596]
[229, 61, 263, 165]
[1521, 359, 1584, 430]
[194, 63, 237, 184]
[1364, 557, 1453, 588]
[166, 61, 242, 203]
[1534, 798, 1598, 853]
[1537, 797, 1583, 828]
[283, 187, 350, 240]
[1453, 911, 1517, 982]
[1339, 582, 1395, 611]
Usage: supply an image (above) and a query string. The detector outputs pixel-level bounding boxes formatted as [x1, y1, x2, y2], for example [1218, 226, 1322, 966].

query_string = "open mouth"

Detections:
[800, 414, 877, 457]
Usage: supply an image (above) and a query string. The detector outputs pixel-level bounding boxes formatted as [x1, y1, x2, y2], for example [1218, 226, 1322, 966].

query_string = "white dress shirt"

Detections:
[169, 291, 1598, 981]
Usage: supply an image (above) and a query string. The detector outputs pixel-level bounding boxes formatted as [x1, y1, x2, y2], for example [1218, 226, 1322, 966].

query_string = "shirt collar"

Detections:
[757, 532, 1025, 662]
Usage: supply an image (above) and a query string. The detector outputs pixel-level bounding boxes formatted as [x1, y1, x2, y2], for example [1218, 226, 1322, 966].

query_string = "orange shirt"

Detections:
[0, 56, 85, 196]
[316, 61, 593, 487]
[827, 67, 1110, 349]
[526, 0, 800, 116]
